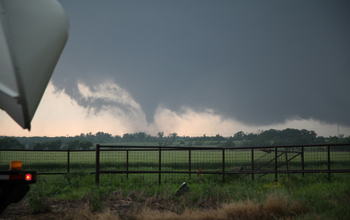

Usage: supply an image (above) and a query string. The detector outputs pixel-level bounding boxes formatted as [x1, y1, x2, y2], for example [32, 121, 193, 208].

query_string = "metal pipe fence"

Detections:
[95, 143, 350, 185]
[0, 143, 349, 185]
[0, 149, 95, 175]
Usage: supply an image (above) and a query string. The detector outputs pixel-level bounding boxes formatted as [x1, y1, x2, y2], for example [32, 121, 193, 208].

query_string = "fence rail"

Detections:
[95, 143, 350, 185]
[0, 143, 349, 185]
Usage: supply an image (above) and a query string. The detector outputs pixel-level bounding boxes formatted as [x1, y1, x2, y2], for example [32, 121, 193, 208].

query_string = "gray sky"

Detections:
[47, 0, 350, 134]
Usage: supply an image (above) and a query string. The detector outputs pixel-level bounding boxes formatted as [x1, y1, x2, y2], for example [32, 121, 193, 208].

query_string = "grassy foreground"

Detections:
[25, 172, 350, 220]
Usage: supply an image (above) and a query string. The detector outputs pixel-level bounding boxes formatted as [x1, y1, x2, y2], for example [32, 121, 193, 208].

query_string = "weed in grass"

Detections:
[135, 195, 145, 203]
[263, 181, 283, 189]
[58, 190, 89, 200]
[26, 184, 52, 214]
[88, 188, 104, 213]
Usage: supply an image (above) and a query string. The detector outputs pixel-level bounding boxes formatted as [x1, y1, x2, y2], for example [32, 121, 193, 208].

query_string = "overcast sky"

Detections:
[1, 0, 350, 137]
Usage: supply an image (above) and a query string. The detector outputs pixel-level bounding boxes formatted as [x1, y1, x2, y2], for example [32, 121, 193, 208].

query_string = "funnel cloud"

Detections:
[53, 0, 350, 127]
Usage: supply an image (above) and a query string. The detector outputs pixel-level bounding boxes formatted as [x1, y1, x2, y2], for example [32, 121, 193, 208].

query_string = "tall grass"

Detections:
[25, 171, 350, 219]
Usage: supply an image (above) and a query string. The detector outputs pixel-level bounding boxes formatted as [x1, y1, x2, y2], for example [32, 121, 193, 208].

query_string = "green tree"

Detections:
[47, 140, 62, 150]
[157, 132, 164, 146]
[60, 145, 69, 150]
[79, 140, 93, 150]
[328, 136, 339, 144]
[223, 137, 235, 147]
[157, 132, 164, 138]
[169, 132, 177, 142]
[233, 131, 246, 140]
[114, 135, 122, 142]
[32, 142, 45, 150]
[123, 133, 135, 142]
[136, 132, 146, 142]
[315, 136, 326, 144]
[95, 132, 113, 143]
[214, 133, 225, 141]
[0, 137, 25, 149]
[68, 140, 80, 150]
[246, 133, 257, 141]
[86, 132, 95, 142]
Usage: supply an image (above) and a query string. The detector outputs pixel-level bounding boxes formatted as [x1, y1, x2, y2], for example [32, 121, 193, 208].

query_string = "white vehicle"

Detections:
[0, 0, 69, 130]
[0, 0, 69, 213]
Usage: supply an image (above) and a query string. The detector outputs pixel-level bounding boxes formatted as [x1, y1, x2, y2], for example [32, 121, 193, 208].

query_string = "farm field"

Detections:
[0, 171, 349, 220]
[0, 144, 349, 219]
[1, 147, 349, 170]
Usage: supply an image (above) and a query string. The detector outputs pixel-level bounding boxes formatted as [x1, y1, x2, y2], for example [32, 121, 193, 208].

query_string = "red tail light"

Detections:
[25, 174, 32, 181]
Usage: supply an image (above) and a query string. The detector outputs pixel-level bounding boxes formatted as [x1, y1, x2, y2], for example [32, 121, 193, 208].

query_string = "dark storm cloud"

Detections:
[53, 0, 350, 126]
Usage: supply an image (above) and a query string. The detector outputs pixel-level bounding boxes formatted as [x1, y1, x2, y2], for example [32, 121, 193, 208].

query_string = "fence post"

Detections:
[126, 150, 129, 180]
[275, 147, 278, 182]
[251, 148, 254, 181]
[189, 149, 191, 179]
[159, 147, 161, 185]
[67, 148, 70, 174]
[95, 144, 100, 186]
[301, 146, 304, 178]
[285, 152, 289, 180]
[328, 145, 331, 181]
[222, 148, 225, 183]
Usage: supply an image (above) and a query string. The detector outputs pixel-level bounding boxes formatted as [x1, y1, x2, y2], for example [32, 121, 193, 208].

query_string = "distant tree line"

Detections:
[231, 128, 349, 151]
[0, 137, 25, 149]
[30, 140, 93, 150]
[0, 128, 349, 150]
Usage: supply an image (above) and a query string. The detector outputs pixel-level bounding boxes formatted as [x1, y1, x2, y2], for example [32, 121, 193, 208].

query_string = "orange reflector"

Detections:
[10, 161, 22, 171]
[25, 174, 32, 181]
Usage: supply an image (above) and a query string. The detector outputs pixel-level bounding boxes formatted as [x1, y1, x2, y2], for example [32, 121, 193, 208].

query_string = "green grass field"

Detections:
[1, 144, 349, 219]
[24, 169, 350, 219]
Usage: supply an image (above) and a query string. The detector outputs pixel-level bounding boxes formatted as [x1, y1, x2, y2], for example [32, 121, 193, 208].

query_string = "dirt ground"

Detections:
[0, 192, 311, 220]
[0, 191, 173, 220]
